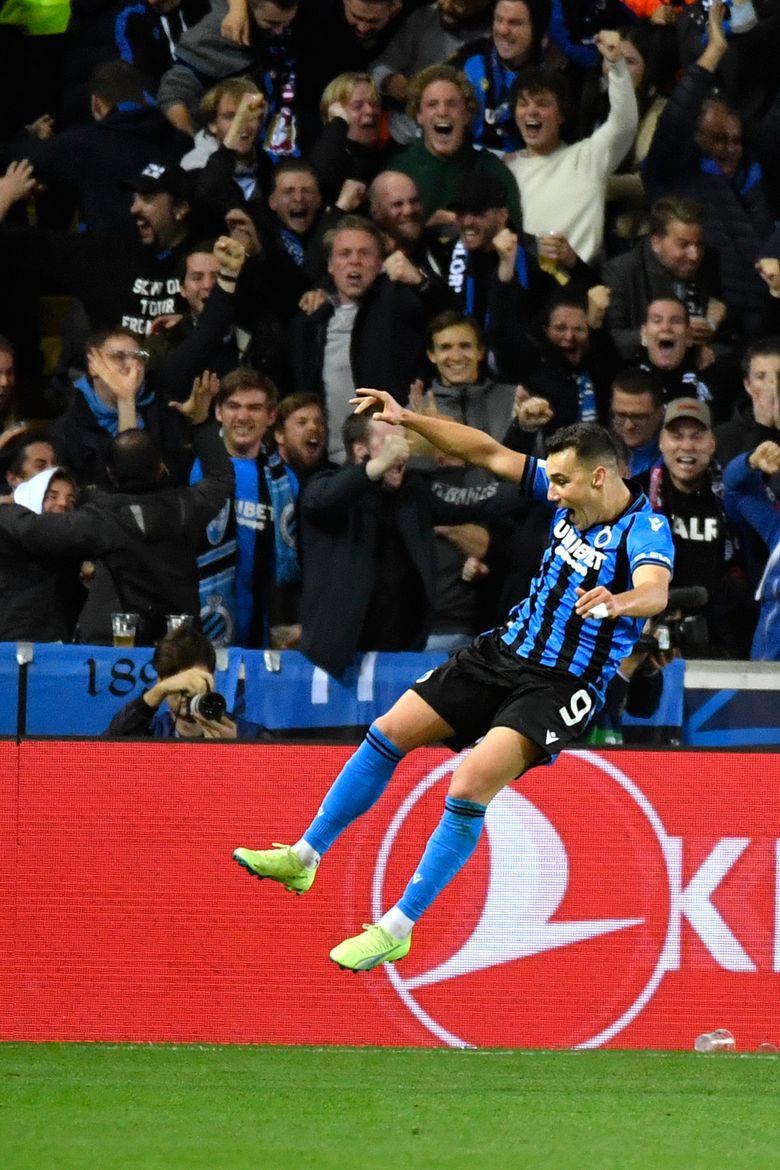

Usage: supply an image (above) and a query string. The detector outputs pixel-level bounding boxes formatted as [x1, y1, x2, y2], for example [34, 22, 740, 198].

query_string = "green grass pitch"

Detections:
[1, 1044, 778, 1169]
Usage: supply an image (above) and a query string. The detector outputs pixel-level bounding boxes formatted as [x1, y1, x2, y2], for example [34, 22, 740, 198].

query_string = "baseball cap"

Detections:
[663, 398, 712, 429]
[118, 162, 191, 200]
[448, 173, 508, 214]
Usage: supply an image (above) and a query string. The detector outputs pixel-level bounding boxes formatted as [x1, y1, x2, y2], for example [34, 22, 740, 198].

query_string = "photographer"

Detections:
[104, 626, 264, 739]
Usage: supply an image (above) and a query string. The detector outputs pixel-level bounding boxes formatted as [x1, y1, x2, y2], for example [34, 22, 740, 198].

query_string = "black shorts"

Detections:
[411, 630, 599, 756]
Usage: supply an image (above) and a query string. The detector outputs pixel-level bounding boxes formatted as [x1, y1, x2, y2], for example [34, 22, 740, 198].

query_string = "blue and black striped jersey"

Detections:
[501, 456, 675, 706]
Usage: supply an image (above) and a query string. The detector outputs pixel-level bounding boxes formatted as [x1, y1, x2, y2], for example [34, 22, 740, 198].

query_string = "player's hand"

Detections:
[748, 440, 780, 475]
[575, 585, 621, 619]
[170, 370, 220, 424]
[351, 387, 405, 424]
[707, 0, 728, 52]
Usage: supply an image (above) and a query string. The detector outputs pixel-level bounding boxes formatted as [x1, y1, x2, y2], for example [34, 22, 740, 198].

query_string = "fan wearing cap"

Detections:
[0, 158, 200, 344]
[638, 396, 753, 658]
[434, 171, 594, 378]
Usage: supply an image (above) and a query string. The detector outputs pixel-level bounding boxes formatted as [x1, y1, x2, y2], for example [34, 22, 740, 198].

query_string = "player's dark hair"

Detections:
[152, 625, 216, 678]
[546, 422, 621, 469]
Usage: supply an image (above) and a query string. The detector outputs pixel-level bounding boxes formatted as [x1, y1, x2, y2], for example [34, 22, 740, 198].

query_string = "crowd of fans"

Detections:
[0, 0, 779, 709]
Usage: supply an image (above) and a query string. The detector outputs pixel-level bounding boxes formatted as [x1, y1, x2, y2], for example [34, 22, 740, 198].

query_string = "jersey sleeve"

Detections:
[627, 511, 675, 578]
[519, 456, 550, 503]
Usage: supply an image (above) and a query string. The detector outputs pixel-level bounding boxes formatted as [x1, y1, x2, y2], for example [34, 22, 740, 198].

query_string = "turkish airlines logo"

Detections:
[355, 750, 776, 1049]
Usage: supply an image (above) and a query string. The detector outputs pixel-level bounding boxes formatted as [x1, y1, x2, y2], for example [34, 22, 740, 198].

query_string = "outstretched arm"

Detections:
[352, 388, 529, 482]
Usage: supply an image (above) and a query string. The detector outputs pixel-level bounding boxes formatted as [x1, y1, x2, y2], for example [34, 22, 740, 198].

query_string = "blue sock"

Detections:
[304, 723, 404, 856]
[397, 796, 486, 922]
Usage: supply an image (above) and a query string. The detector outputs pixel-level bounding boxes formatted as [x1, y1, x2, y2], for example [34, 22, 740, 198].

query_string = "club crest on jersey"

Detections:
[553, 519, 607, 576]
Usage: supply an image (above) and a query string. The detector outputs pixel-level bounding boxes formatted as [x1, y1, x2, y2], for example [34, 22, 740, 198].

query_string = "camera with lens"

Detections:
[186, 691, 228, 721]
[634, 586, 709, 657]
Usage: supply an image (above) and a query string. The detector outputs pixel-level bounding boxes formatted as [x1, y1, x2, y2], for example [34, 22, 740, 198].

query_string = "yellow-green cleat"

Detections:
[329, 923, 412, 971]
[232, 844, 317, 895]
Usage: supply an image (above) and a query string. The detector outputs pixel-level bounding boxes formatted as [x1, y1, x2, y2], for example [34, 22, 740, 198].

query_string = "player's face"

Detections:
[659, 419, 715, 492]
[545, 447, 601, 529]
[428, 323, 484, 384]
[216, 388, 275, 456]
[416, 81, 471, 158]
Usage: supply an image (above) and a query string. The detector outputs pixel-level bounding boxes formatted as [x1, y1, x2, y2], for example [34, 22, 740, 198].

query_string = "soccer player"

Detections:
[233, 388, 674, 971]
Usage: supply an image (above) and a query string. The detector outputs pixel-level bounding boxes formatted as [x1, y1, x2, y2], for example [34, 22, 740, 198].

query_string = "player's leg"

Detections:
[330, 726, 541, 970]
[233, 691, 453, 893]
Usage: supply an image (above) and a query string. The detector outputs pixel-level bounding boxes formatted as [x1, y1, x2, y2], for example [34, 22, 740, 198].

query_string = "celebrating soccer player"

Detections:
[234, 389, 674, 971]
